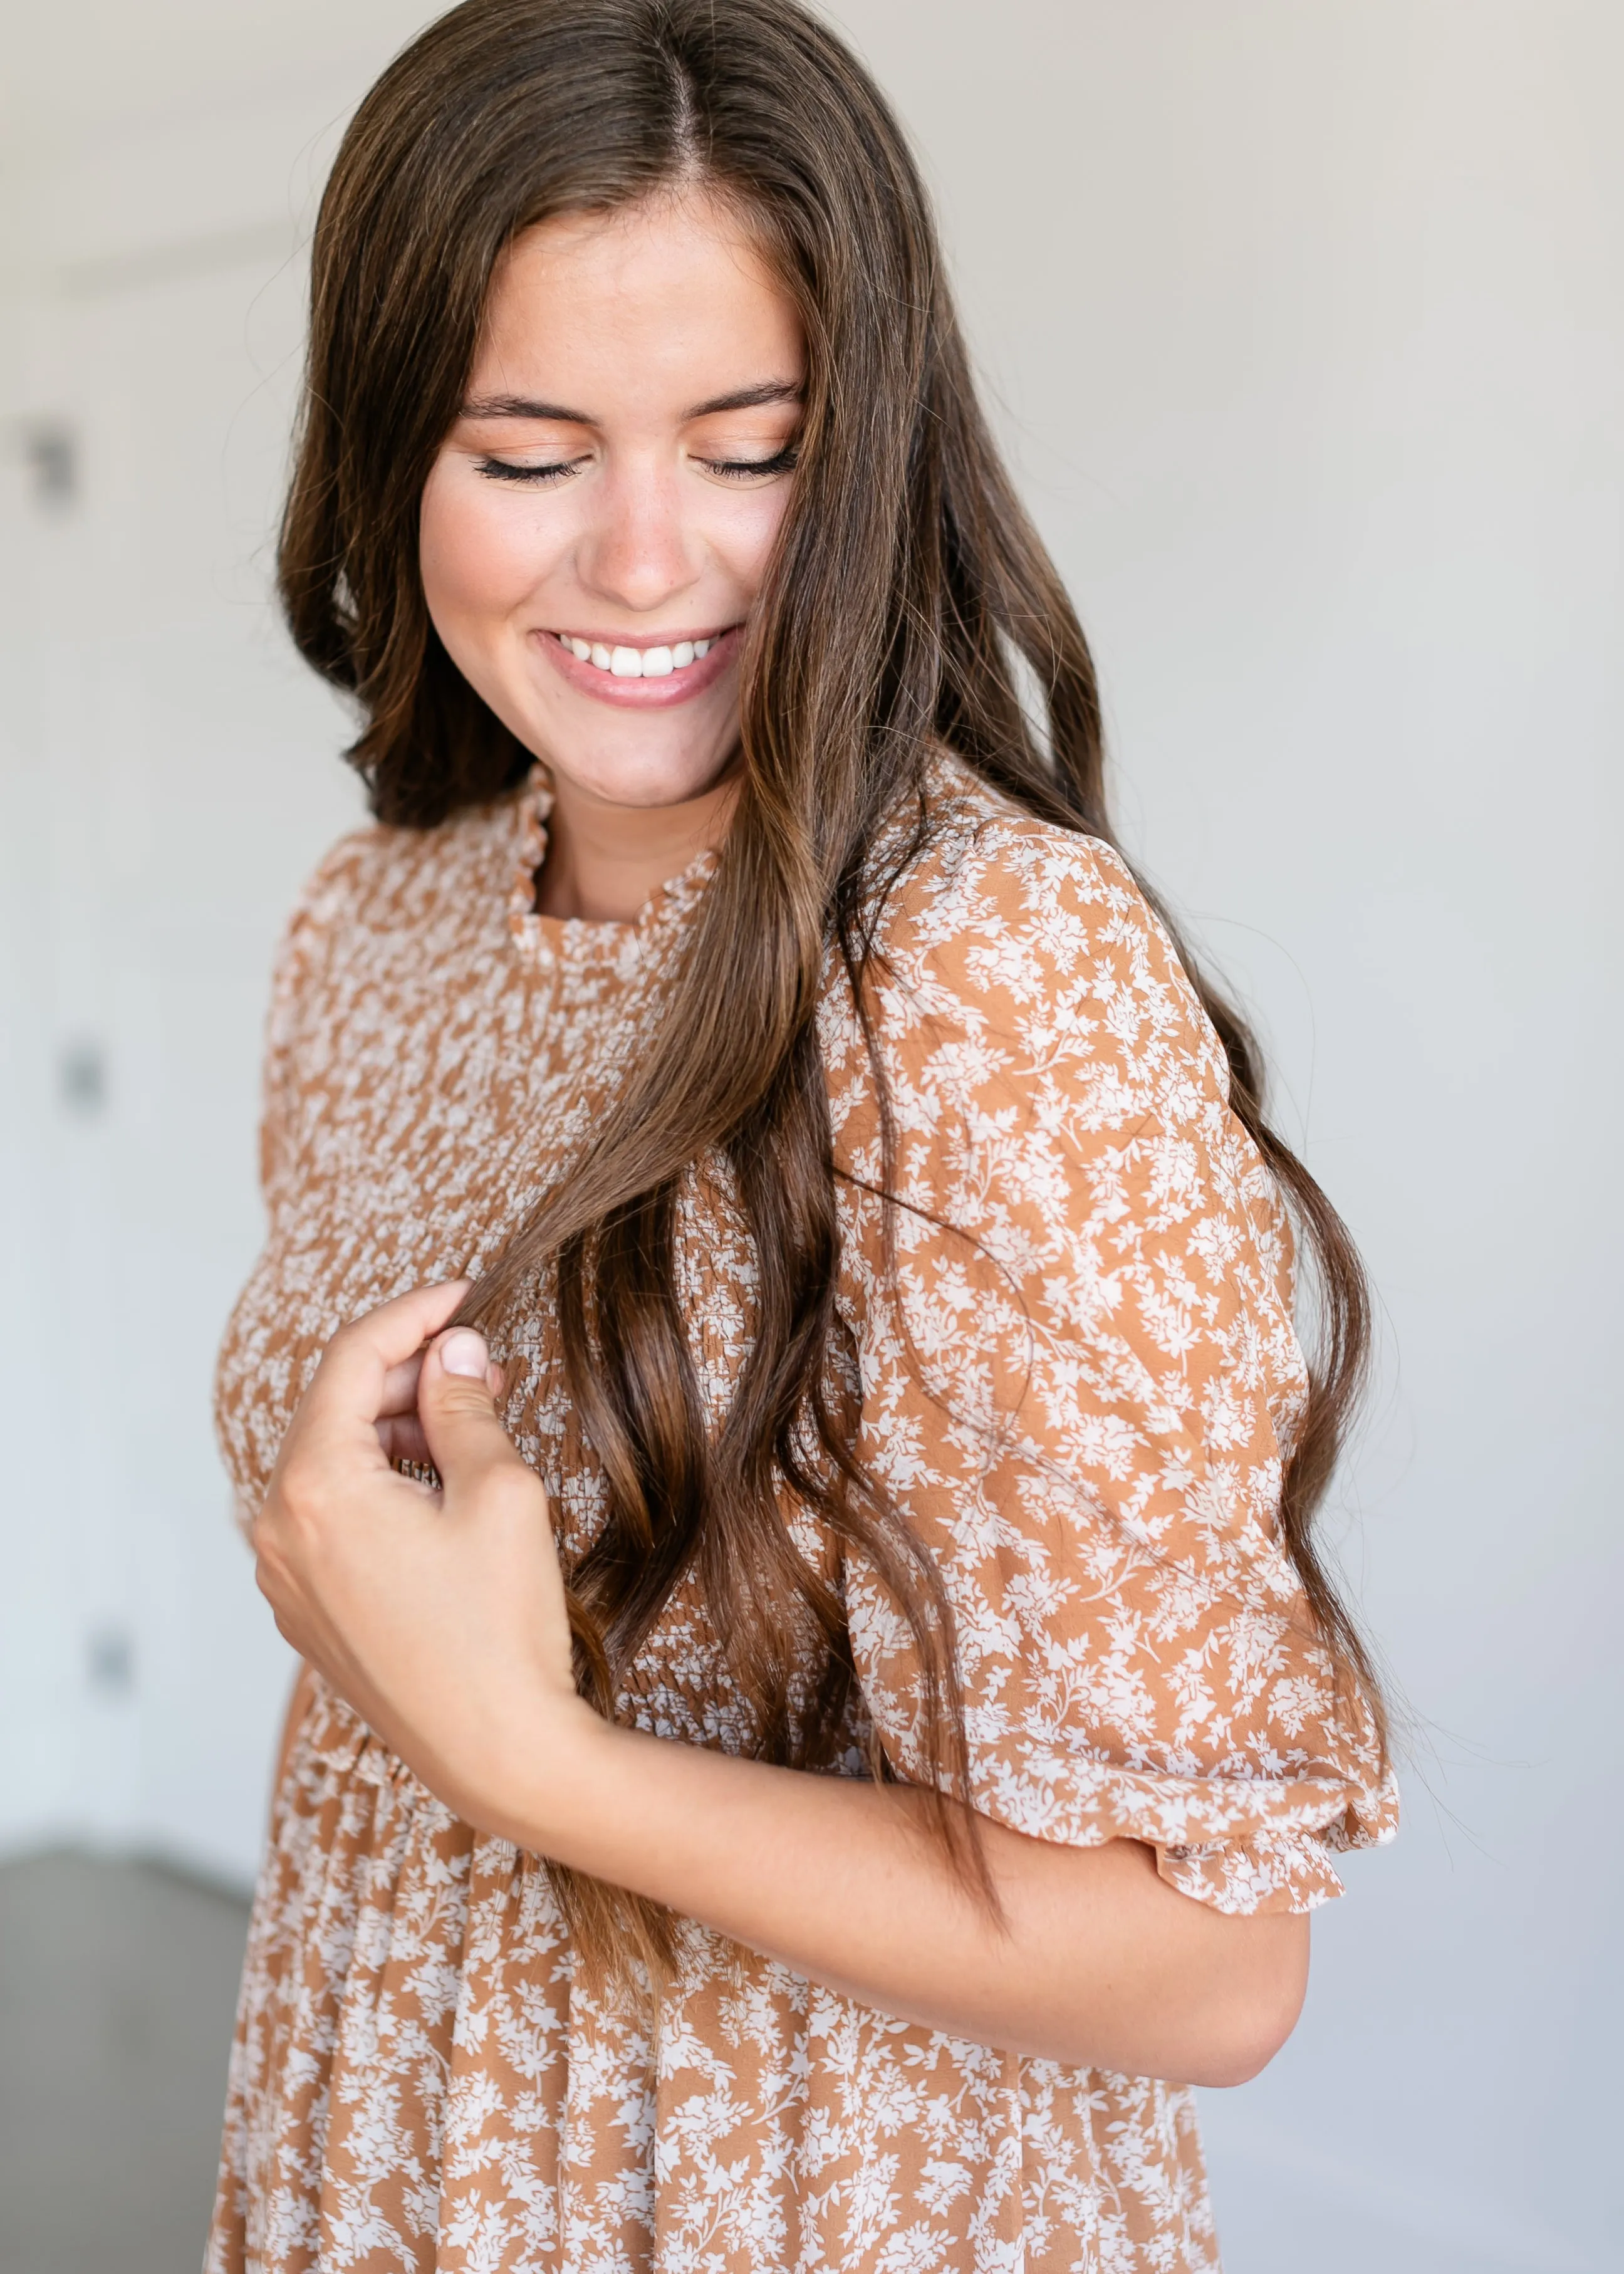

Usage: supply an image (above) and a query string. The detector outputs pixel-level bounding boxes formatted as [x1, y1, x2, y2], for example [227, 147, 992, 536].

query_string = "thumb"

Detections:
[417, 1328, 526, 1503]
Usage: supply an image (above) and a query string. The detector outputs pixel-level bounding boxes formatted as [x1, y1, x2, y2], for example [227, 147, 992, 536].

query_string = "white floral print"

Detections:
[207, 754, 1394, 2273]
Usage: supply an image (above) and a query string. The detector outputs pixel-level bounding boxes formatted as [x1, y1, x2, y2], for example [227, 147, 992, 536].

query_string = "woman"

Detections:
[211, 2, 1395, 2267]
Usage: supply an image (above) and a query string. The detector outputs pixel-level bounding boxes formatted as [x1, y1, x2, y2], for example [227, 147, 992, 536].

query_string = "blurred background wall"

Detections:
[0, 4, 1616, 2269]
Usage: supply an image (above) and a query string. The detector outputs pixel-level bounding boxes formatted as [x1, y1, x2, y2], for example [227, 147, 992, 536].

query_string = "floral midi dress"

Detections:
[207, 751, 1395, 2273]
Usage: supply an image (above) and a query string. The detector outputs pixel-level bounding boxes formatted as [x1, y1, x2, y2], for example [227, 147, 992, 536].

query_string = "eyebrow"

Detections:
[460, 378, 804, 424]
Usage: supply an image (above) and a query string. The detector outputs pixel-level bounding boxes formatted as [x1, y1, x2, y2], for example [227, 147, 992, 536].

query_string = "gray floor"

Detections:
[0, 1851, 250, 2274]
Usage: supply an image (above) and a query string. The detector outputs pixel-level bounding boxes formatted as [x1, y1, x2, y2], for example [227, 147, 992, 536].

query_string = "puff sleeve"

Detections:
[826, 807, 1397, 1912]
[253, 832, 381, 1224]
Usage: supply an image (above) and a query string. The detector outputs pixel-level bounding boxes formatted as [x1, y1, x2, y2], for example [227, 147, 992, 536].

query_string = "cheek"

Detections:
[706, 481, 796, 598]
[419, 462, 560, 634]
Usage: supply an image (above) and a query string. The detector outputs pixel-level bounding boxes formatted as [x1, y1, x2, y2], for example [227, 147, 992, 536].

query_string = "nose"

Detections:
[575, 454, 702, 617]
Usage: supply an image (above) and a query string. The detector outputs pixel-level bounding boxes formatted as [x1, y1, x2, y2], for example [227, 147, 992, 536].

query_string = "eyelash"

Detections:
[475, 445, 799, 486]
[474, 458, 579, 485]
[709, 444, 799, 482]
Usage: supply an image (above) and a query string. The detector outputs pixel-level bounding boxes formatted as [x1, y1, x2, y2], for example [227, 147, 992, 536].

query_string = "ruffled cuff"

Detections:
[1156, 1824, 1348, 1914]
[964, 1750, 1400, 1916]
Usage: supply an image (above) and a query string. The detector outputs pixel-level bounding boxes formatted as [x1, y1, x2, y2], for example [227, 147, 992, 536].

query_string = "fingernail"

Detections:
[439, 1329, 489, 1379]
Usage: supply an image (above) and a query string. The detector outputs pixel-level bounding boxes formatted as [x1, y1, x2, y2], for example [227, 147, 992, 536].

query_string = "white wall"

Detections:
[1, 6, 1616, 2270]
[0, 11, 385, 1881]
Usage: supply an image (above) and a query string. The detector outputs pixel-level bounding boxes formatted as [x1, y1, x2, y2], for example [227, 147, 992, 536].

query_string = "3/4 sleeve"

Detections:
[219, 832, 378, 1533]
[256, 899, 316, 1216]
[826, 809, 1397, 1913]
[254, 832, 377, 1223]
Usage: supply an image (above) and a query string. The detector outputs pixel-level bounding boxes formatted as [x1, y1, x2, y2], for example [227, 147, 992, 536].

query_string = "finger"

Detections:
[376, 1412, 432, 1468]
[377, 1350, 501, 1458]
[377, 1350, 426, 1419]
[417, 1328, 533, 1508]
[300, 1281, 472, 1445]
[377, 1351, 499, 1449]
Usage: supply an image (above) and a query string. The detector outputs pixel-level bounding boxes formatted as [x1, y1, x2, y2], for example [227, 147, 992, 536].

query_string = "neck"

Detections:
[533, 767, 740, 922]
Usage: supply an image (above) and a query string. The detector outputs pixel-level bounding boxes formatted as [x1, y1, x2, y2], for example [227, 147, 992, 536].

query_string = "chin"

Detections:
[540, 720, 739, 811]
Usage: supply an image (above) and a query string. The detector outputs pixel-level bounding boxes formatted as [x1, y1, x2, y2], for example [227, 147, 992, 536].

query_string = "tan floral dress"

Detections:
[207, 753, 1395, 2274]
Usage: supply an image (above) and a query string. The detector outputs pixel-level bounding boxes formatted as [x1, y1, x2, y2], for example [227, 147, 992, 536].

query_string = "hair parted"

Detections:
[282, 0, 1384, 1981]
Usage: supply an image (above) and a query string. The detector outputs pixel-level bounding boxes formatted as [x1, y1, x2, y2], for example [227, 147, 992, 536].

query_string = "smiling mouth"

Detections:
[549, 628, 735, 679]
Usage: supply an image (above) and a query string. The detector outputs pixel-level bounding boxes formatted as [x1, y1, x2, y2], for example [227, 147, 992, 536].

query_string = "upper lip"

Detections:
[544, 623, 740, 647]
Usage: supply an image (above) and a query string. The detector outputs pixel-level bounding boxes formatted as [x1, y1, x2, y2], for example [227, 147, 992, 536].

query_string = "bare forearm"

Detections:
[480, 1713, 1306, 2086]
[254, 1300, 1307, 2089]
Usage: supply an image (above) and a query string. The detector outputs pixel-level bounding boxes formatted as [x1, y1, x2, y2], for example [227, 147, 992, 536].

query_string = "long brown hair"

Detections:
[283, 0, 1383, 1975]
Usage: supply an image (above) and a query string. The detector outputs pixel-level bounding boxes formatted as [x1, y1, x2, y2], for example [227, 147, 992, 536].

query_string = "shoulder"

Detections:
[841, 756, 1232, 1126]
[278, 786, 528, 961]
[267, 785, 531, 1038]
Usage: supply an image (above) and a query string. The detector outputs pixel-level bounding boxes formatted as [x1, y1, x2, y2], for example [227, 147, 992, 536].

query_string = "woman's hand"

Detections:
[251, 1281, 599, 1827]
[253, 1281, 1307, 2085]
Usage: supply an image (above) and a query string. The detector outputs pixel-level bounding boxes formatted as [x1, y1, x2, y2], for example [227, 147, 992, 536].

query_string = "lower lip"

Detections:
[533, 625, 742, 708]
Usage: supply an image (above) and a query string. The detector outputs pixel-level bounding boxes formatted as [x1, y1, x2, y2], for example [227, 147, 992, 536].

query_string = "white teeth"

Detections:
[558, 632, 724, 675]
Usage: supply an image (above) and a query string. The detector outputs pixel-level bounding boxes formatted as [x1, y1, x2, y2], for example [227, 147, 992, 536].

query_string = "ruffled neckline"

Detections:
[505, 764, 719, 974]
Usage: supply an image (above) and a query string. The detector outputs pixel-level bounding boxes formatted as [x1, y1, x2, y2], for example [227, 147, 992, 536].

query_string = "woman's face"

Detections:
[420, 190, 804, 812]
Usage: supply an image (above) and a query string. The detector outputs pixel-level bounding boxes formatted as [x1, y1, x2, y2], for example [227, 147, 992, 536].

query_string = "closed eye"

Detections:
[476, 455, 584, 485]
[698, 444, 799, 481]
[475, 444, 798, 485]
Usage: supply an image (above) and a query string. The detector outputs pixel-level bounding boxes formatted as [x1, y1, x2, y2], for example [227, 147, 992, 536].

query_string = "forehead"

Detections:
[472, 190, 804, 409]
